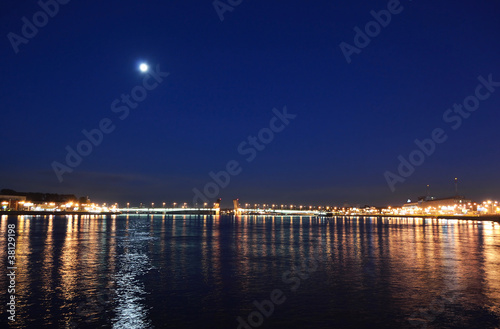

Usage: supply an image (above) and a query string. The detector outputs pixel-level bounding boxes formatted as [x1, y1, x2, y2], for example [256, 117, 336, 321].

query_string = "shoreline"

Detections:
[0, 210, 119, 216]
[1, 211, 498, 222]
[339, 214, 500, 222]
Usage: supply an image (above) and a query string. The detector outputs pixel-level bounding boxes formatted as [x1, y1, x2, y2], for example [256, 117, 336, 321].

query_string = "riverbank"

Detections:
[0, 210, 120, 216]
[1, 211, 499, 223]
[330, 214, 500, 222]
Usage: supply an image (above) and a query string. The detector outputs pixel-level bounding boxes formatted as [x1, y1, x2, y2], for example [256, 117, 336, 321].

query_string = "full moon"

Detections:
[139, 63, 149, 72]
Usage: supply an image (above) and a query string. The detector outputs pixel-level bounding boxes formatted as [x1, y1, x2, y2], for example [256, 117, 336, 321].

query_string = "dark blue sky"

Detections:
[1, 0, 499, 207]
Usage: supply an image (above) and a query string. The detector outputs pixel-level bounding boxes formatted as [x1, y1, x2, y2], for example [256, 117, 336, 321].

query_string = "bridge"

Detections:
[236, 208, 326, 216]
[117, 207, 219, 215]
[115, 207, 330, 216]
[231, 199, 327, 216]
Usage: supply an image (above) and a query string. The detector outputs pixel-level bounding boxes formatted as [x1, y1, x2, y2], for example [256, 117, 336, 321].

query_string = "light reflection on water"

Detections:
[112, 219, 154, 329]
[0, 215, 499, 328]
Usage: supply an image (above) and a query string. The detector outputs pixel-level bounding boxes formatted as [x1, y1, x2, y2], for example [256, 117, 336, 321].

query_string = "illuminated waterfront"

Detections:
[1, 214, 500, 328]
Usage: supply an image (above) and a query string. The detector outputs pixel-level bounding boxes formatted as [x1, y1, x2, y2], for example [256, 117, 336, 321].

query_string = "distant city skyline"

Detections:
[1, 1, 499, 207]
[0, 177, 493, 208]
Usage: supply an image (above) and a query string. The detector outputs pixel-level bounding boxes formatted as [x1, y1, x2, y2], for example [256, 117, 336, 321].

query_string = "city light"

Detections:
[1, 196, 499, 217]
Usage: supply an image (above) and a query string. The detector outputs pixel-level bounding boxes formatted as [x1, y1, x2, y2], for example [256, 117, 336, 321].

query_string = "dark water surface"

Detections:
[1, 214, 500, 328]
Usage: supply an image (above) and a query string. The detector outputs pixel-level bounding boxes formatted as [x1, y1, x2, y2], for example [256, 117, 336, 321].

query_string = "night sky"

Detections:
[1, 0, 499, 207]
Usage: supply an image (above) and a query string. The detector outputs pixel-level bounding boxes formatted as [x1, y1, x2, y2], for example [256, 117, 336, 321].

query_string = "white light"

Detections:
[139, 63, 149, 72]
